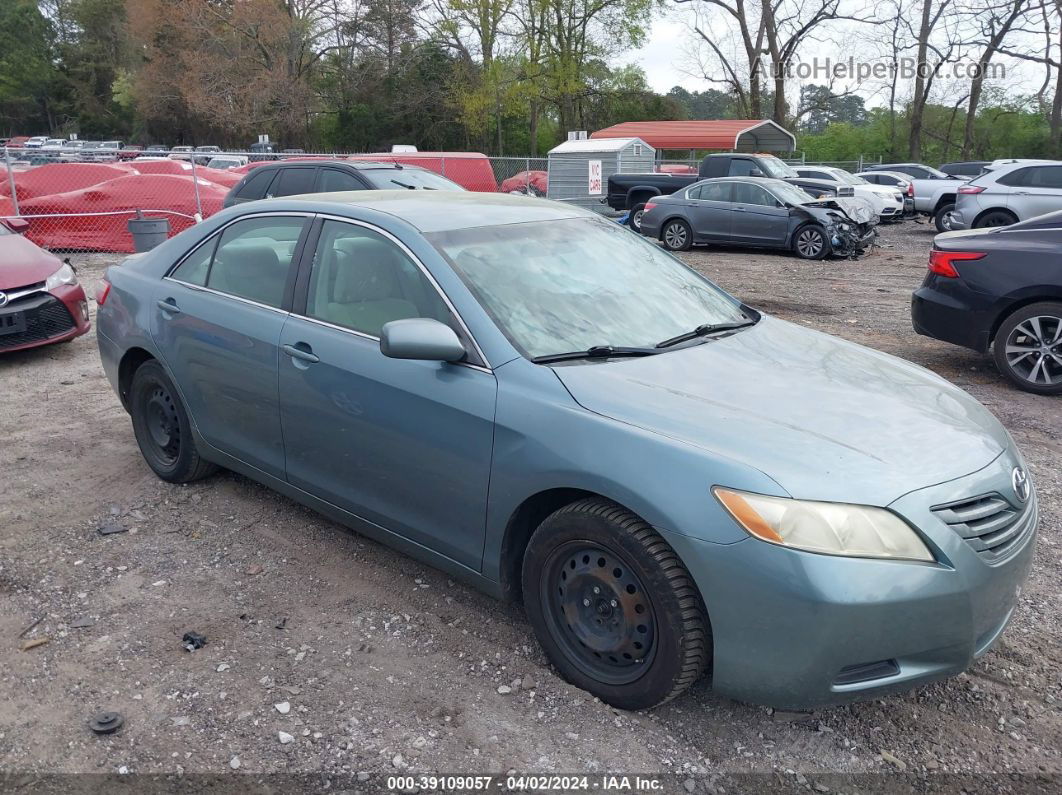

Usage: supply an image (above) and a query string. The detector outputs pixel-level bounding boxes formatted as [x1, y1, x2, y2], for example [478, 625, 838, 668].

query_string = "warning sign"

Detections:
[588, 160, 602, 195]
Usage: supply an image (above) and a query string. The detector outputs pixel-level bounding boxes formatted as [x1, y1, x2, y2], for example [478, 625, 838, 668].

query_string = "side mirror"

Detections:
[750, 168, 764, 178]
[380, 318, 466, 362]
[3, 217, 29, 234]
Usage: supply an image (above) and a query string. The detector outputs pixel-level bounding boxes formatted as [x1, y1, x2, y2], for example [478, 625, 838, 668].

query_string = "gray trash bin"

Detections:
[127, 212, 170, 252]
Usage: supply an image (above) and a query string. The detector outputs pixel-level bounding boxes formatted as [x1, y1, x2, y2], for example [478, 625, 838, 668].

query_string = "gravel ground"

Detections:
[0, 221, 1059, 794]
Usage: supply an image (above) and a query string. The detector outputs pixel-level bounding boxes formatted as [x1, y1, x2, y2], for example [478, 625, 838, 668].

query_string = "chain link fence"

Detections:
[1, 146, 884, 255]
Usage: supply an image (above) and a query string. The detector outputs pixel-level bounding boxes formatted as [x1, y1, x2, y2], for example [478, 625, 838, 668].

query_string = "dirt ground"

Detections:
[1, 220, 1059, 793]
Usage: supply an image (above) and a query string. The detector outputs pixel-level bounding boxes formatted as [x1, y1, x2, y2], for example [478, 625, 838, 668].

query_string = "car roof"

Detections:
[283, 189, 596, 233]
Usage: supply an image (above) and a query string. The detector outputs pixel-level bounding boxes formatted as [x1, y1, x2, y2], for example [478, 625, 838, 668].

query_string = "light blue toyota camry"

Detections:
[96, 191, 1037, 711]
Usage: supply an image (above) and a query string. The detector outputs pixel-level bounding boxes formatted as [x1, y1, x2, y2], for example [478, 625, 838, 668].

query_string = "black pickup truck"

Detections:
[608, 153, 849, 230]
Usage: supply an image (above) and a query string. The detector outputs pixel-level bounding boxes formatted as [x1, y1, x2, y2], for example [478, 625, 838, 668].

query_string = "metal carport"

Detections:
[589, 120, 796, 153]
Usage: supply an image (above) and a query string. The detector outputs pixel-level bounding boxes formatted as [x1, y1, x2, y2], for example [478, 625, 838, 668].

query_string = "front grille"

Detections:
[932, 493, 1035, 563]
[0, 294, 76, 350]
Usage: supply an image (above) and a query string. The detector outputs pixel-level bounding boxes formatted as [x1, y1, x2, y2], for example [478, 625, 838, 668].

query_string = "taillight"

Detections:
[96, 280, 111, 305]
[643, 201, 657, 212]
[907, 183, 914, 197]
[957, 185, 984, 194]
[928, 249, 984, 278]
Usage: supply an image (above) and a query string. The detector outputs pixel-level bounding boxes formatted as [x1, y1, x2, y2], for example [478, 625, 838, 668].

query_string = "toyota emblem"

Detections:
[0, 291, 7, 308]
[1012, 467, 1030, 503]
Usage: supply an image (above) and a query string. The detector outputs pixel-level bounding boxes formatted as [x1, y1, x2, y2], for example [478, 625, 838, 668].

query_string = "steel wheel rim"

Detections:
[631, 209, 644, 230]
[940, 212, 954, 230]
[541, 542, 657, 685]
[1005, 315, 1062, 385]
[664, 223, 687, 249]
[144, 384, 181, 465]
[797, 229, 823, 257]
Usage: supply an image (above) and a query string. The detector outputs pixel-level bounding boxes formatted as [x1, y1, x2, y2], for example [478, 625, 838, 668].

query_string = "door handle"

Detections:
[156, 298, 180, 314]
[282, 343, 320, 364]
[734, 206, 747, 212]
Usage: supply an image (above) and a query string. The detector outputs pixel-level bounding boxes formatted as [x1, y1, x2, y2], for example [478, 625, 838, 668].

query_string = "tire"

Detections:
[974, 209, 1017, 229]
[991, 301, 1062, 395]
[129, 359, 218, 482]
[522, 498, 710, 710]
[627, 203, 647, 232]
[792, 224, 831, 260]
[933, 202, 955, 232]
[661, 219, 692, 251]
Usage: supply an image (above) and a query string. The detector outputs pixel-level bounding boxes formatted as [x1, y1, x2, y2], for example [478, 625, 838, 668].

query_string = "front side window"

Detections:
[317, 169, 366, 192]
[204, 216, 306, 308]
[429, 216, 746, 360]
[733, 182, 776, 207]
[305, 220, 451, 337]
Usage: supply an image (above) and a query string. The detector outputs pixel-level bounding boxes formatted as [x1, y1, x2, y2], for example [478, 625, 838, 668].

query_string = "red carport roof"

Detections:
[590, 120, 796, 152]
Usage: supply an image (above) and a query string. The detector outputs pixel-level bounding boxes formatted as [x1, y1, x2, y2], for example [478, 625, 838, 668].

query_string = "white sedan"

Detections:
[794, 166, 906, 221]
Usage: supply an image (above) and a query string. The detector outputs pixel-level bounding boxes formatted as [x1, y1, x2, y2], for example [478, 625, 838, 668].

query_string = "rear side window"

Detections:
[272, 167, 318, 197]
[1016, 166, 1062, 189]
[803, 170, 830, 180]
[317, 168, 366, 192]
[204, 217, 307, 308]
[235, 168, 276, 201]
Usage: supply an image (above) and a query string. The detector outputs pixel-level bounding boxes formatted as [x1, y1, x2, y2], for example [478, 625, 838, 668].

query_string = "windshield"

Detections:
[361, 168, 464, 191]
[830, 169, 866, 186]
[428, 216, 747, 360]
[769, 182, 817, 205]
[759, 156, 798, 179]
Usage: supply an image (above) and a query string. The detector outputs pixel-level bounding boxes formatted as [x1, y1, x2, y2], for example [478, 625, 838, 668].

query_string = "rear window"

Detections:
[359, 168, 464, 191]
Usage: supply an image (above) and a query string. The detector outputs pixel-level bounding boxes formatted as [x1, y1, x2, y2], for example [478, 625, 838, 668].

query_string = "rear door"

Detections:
[729, 182, 790, 245]
[686, 181, 733, 240]
[1006, 166, 1062, 219]
[152, 213, 311, 478]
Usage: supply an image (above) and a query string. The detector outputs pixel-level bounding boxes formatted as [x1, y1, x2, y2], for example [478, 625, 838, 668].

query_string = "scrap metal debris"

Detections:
[88, 712, 124, 735]
[19, 637, 49, 652]
[181, 631, 207, 652]
[97, 522, 128, 536]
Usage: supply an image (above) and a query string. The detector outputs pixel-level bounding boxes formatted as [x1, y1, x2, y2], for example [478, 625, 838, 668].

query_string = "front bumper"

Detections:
[660, 452, 1036, 709]
[0, 284, 90, 354]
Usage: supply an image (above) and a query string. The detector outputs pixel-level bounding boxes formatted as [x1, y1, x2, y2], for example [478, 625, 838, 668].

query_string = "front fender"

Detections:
[481, 359, 786, 583]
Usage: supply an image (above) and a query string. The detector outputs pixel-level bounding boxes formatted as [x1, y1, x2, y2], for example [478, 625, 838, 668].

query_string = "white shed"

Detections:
[546, 137, 656, 210]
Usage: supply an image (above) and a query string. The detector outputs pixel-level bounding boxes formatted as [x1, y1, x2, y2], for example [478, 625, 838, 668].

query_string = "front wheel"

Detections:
[130, 360, 218, 482]
[522, 498, 710, 710]
[661, 219, 692, 251]
[793, 224, 831, 260]
[992, 302, 1062, 395]
[933, 203, 955, 232]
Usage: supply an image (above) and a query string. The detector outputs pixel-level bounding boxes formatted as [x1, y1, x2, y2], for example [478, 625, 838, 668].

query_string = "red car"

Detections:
[0, 217, 90, 353]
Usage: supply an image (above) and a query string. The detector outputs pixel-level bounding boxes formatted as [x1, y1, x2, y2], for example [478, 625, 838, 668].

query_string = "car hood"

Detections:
[553, 316, 1008, 506]
[0, 233, 62, 288]
[800, 197, 877, 225]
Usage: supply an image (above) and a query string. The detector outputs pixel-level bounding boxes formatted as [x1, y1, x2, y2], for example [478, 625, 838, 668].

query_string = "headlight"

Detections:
[45, 262, 78, 292]
[713, 488, 934, 562]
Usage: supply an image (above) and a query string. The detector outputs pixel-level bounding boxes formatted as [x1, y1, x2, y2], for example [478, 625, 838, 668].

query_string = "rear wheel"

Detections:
[974, 209, 1017, 229]
[793, 224, 831, 260]
[627, 203, 647, 232]
[522, 498, 710, 710]
[992, 302, 1062, 395]
[933, 202, 955, 232]
[661, 219, 692, 251]
[130, 360, 218, 482]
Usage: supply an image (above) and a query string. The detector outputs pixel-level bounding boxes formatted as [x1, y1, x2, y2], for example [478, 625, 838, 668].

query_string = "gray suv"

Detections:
[949, 161, 1062, 229]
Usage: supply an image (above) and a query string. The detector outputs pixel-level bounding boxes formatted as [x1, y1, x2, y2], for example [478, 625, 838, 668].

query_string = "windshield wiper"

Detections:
[391, 179, 416, 189]
[655, 319, 756, 349]
[532, 345, 661, 364]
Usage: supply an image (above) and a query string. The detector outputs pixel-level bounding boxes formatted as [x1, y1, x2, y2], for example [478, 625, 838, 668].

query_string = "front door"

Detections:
[729, 182, 790, 245]
[278, 219, 497, 569]
[152, 214, 309, 478]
